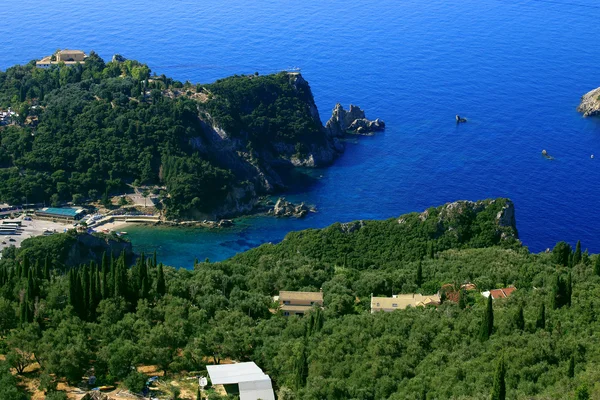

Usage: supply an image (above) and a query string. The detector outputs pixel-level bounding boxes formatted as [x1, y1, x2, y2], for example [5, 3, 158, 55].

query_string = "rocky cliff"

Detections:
[577, 87, 600, 117]
[18, 231, 133, 268]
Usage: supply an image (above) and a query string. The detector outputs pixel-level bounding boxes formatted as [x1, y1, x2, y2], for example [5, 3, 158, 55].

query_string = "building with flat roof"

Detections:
[371, 293, 441, 313]
[206, 362, 275, 400]
[276, 290, 323, 316]
[36, 50, 87, 68]
[35, 207, 84, 221]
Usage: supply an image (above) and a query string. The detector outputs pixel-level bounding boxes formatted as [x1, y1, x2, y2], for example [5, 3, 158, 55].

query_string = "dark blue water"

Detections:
[2, 0, 600, 267]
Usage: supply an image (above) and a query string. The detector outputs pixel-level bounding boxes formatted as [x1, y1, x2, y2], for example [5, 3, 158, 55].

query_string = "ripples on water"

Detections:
[1, 0, 600, 267]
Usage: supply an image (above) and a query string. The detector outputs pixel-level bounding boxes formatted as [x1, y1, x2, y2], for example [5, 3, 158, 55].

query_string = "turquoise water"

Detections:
[2, 0, 600, 267]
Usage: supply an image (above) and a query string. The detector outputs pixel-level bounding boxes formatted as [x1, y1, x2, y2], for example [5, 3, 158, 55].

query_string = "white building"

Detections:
[206, 362, 275, 400]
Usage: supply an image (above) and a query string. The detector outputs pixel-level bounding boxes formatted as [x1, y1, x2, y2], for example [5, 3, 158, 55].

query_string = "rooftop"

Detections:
[207, 362, 270, 385]
[279, 290, 323, 302]
[38, 207, 84, 217]
[206, 362, 275, 400]
[371, 293, 441, 310]
[482, 287, 517, 299]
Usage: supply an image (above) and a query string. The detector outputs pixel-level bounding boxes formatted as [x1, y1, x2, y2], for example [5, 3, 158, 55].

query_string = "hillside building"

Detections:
[370, 293, 441, 313]
[206, 362, 275, 400]
[36, 49, 87, 68]
[275, 290, 323, 317]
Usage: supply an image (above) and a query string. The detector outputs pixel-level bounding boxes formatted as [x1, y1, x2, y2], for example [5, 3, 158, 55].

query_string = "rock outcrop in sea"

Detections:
[268, 197, 316, 218]
[577, 87, 600, 117]
[325, 103, 385, 136]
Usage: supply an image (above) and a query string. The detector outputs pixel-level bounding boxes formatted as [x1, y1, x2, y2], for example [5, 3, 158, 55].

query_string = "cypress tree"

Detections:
[101, 253, 109, 299]
[416, 260, 423, 287]
[292, 343, 308, 390]
[568, 354, 575, 378]
[89, 265, 96, 320]
[536, 303, 546, 330]
[491, 357, 506, 400]
[566, 271, 572, 307]
[480, 295, 493, 341]
[595, 256, 600, 276]
[27, 269, 35, 299]
[43, 257, 50, 281]
[141, 277, 149, 300]
[573, 240, 582, 265]
[34, 260, 42, 279]
[515, 305, 524, 331]
[19, 297, 28, 326]
[197, 388, 202, 400]
[22, 257, 29, 279]
[458, 289, 467, 309]
[156, 263, 166, 296]
[153, 251, 157, 269]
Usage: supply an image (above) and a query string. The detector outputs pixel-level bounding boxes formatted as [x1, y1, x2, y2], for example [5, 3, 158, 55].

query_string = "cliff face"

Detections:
[191, 73, 347, 218]
[577, 87, 600, 117]
[178, 73, 385, 219]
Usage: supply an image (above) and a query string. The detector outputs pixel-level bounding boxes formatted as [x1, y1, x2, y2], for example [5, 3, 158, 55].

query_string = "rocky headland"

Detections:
[577, 86, 600, 117]
[193, 74, 384, 219]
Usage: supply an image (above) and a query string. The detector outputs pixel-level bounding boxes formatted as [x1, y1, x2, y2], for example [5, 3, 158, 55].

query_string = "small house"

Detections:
[276, 290, 323, 317]
[370, 293, 441, 313]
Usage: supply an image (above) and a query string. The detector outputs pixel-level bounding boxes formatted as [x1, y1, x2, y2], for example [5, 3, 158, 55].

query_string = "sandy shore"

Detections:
[93, 220, 129, 233]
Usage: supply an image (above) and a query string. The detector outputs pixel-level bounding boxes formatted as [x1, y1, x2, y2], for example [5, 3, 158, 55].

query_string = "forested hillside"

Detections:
[0, 54, 338, 218]
[0, 198, 597, 399]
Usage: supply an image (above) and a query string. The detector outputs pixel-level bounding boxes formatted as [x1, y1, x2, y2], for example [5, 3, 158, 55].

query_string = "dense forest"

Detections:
[0, 198, 597, 399]
[0, 54, 334, 218]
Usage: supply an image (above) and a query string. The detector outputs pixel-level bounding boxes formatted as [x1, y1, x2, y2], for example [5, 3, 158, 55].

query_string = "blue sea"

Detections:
[2, 0, 600, 267]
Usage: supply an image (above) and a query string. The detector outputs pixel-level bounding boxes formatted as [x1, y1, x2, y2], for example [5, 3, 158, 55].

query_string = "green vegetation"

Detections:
[0, 198, 598, 399]
[0, 56, 328, 217]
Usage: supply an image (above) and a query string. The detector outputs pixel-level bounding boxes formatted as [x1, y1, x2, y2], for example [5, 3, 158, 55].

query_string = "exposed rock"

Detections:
[340, 220, 365, 233]
[82, 392, 114, 400]
[456, 115, 467, 123]
[436, 199, 518, 240]
[66, 233, 134, 267]
[325, 104, 385, 136]
[111, 54, 127, 63]
[577, 87, 600, 117]
[268, 197, 315, 218]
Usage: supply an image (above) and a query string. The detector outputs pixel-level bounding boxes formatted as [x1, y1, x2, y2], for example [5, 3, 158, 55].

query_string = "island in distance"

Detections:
[0, 50, 384, 222]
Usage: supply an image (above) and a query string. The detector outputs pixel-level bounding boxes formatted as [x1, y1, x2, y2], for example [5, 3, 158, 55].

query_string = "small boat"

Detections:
[119, 231, 128, 235]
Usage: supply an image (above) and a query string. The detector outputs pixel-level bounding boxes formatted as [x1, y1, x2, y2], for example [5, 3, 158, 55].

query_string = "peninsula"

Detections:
[0, 51, 384, 222]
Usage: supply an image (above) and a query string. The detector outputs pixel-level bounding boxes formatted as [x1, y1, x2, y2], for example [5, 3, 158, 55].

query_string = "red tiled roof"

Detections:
[489, 287, 517, 299]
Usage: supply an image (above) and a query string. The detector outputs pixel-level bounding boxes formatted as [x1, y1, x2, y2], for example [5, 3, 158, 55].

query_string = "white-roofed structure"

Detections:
[206, 362, 275, 400]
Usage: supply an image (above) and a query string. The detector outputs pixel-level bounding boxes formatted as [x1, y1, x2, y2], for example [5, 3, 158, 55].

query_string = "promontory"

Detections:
[0, 51, 384, 220]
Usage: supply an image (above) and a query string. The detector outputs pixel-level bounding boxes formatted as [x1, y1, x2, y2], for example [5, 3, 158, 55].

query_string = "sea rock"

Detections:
[325, 104, 385, 136]
[577, 86, 600, 117]
[269, 197, 315, 218]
